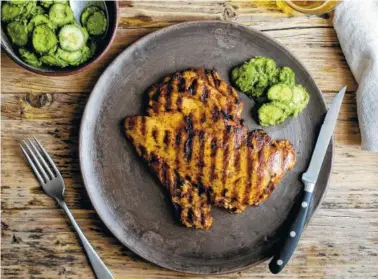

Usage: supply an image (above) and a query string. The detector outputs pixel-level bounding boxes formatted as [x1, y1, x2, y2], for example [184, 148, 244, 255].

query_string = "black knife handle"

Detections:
[269, 191, 313, 274]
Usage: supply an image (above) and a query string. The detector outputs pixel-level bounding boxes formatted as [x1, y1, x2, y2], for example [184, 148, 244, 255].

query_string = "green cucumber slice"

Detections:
[258, 103, 287, 127]
[18, 0, 36, 20]
[291, 85, 310, 116]
[54, 0, 68, 4]
[80, 6, 100, 25]
[30, 4, 45, 16]
[9, 0, 29, 6]
[7, 21, 28, 46]
[40, 53, 69, 67]
[267, 83, 293, 103]
[49, 3, 73, 26]
[56, 47, 82, 64]
[39, 0, 53, 8]
[1, 3, 24, 21]
[80, 25, 89, 43]
[32, 24, 57, 53]
[19, 48, 42, 67]
[85, 10, 107, 36]
[58, 24, 85, 51]
[269, 101, 293, 117]
[28, 14, 55, 32]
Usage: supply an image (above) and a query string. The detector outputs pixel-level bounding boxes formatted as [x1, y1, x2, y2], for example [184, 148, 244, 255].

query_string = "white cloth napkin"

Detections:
[334, 0, 378, 152]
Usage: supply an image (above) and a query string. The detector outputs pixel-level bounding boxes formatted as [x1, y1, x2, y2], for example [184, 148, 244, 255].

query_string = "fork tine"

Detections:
[33, 136, 60, 176]
[23, 140, 49, 183]
[28, 139, 54, 179]
[20, 144, 45, 185]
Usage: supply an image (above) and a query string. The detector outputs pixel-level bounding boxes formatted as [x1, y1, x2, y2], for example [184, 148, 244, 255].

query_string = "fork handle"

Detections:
[58, 200, 114, 279]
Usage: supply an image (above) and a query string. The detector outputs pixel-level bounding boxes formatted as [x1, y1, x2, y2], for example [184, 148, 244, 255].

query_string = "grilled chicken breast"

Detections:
[124, 69, 296, 229]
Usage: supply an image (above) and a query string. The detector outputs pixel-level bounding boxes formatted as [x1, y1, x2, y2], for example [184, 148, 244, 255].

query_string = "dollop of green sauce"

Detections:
[231, 56, 309, 126]
[231, 56, 296, 98]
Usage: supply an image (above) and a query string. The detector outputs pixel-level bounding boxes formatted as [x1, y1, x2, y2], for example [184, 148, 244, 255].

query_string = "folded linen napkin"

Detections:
[334, 0, 378, 152]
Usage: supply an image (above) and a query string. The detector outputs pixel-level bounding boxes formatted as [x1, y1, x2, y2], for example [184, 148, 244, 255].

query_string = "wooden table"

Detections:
[2, 1, 378, 278]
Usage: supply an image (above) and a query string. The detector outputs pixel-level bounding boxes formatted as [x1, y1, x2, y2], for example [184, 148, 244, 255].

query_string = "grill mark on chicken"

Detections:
[178, 73, 186, 92]
[184, 115, 194, 162]
[165, 82, 173, 111]
[220, 129, 229, 203]
[176, 96, 183, 111]
[188, 79, 197, 95]
[210, 137, 217, 182]
[140, 117, 146, 136]
[201, 113, 206, 123]
[243, 133, 254, 204]
[200, 86, 209, 102]
[254, 148, 265, 204]
[164, 131, 170, 146]
[152, 129, 158, 143]
[230, 131, 241, 203]
[198, 131, 206, 181]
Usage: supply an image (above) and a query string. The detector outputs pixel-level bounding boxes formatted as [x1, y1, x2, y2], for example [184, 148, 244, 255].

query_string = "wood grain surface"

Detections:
[1, 1, 378, 278]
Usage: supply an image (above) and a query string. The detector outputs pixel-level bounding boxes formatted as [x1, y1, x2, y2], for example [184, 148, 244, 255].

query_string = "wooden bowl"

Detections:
[1, 1, 119, 76]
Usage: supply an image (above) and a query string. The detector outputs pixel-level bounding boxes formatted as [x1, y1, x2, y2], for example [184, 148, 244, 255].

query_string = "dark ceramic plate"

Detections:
[79, 21, 332, 274]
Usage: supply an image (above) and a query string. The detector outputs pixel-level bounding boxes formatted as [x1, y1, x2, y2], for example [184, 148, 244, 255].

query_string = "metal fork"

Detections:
[20, 137, 114, 279]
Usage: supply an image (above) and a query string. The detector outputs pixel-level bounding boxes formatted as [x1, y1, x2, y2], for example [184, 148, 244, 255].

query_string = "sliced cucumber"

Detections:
[9, 0, 29, 6]
[267, 83, 293, 103]
[7, 21, 28, 46]
[30, 4, 45, 16]
[39, 0, 53, 8]
[88, 40, 96, 56]
[47, 44, 57, 55]
[28, 14, 55, 33]
[80, 6, 100, 25]
[49, 3, 73, 26]
[85, 10, 107, 36]
[291, 85, 310, 116]
[80, 25, 89, 43]
[18, 0, 36, 20]
[58, 24, 85, 51]
[270, 101, 294, 117]
[32, 24, 57, 53]
[258, 103, 287, 127]
[57, 47, 82, 64]
[70, 44, 91, 66]
[19, 48, 42, 67]
[1, 2, 24, 21]
[54, 0, 68, 4]
[40, 53, 69, 67]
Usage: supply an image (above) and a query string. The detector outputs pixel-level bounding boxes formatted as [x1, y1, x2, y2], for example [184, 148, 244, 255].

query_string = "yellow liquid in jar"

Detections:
[292, 1, 325, 8]
[277, 0, 340, 15]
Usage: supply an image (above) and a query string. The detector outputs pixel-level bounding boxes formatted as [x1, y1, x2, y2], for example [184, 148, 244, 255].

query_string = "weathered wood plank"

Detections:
[2, 208, 378, 279]
[118, 0, 333, 30]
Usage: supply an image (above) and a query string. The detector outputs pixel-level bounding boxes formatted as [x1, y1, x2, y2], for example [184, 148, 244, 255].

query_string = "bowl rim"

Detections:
[1, 0, 119, 76]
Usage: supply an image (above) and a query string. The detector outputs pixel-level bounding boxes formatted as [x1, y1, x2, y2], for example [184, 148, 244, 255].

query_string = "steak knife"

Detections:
[269, 86, 347, 274]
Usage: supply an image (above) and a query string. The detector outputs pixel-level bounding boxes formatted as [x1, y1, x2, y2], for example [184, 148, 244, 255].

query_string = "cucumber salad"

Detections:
[1, 0, 108, 68]
[232, 56, 310, 126]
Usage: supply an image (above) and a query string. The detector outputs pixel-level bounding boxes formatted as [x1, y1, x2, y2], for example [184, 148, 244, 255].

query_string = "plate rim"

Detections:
[79, 20, 334, 274]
